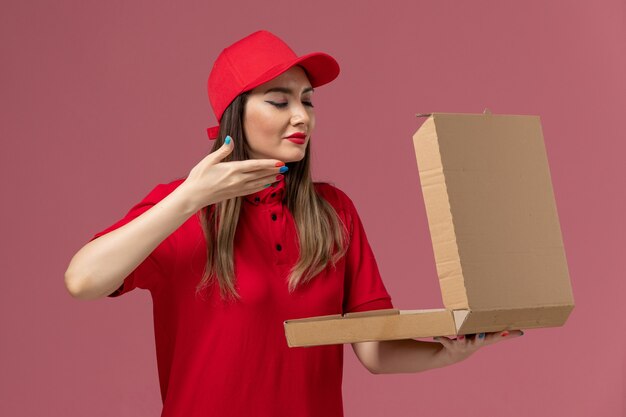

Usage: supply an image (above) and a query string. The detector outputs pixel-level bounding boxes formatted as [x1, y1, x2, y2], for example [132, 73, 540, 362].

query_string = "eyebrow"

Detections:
[264, 86, 314, 95]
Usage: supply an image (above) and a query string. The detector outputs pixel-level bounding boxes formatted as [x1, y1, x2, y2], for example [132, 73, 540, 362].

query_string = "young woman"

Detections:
[64, 30, 523, 417]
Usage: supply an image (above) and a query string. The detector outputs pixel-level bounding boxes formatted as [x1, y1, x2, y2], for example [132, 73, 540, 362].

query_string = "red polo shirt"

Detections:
[89, 178, 393, 417]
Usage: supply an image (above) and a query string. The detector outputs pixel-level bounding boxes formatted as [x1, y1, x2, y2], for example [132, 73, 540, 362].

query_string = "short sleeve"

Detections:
[340, 192, 394, 314]
[88, 182, 181, 297]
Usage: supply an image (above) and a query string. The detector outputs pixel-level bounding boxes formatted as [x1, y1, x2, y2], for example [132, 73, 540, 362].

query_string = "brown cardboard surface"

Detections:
[285, 309, 457, 348]
[456, 305, 574, 335]
[283, 111, 574, 348]
[414, 112, 574, 311]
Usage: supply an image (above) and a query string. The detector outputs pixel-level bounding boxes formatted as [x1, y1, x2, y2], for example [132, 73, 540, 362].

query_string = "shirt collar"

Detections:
[243, 179, 286, 206]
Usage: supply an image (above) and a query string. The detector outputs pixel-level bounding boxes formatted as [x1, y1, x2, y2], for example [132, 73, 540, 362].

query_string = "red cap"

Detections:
[206, 30, 340, 140]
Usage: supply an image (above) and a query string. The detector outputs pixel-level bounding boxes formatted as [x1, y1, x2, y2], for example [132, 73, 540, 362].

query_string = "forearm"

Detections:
[371, 339, 454, 374]
[64, 183, 200, 300]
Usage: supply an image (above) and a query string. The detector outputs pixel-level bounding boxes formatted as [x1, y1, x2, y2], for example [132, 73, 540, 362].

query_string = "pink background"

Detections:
[1, 0, 624, 416]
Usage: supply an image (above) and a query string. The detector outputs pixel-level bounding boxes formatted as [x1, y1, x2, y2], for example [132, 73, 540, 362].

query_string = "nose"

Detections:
[290, 101, 311, 127]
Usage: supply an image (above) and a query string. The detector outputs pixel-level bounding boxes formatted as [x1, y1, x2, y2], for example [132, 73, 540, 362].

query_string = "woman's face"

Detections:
[243, 65, 315, 162]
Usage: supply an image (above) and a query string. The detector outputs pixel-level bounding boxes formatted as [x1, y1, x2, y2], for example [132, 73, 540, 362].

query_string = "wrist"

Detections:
[432, 343, 454, 367]
[171, 182, 206, 216]
[432, 342, 466, 368]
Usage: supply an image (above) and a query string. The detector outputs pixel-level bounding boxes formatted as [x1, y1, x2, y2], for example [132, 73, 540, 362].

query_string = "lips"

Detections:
[285, 132, 306, 139]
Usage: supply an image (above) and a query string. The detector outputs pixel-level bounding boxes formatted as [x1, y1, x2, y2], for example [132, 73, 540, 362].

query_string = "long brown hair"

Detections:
[195, 90, 349, 301]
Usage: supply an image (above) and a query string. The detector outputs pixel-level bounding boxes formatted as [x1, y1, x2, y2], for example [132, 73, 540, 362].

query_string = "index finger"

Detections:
[230, 159, 286, 173]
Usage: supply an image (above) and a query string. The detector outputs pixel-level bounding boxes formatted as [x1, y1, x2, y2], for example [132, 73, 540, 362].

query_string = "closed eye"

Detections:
[266, 101, 314, 108]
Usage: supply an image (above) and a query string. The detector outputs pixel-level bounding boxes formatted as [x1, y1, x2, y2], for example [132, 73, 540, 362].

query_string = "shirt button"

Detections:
[276, 244, 282, 251]
[254, 197, 260, 203]
[270, 193, 276, 198]
[271, 213, 277, 221]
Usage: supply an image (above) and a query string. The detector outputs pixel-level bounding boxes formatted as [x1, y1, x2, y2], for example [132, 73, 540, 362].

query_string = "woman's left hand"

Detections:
[433, 330, 525, 365]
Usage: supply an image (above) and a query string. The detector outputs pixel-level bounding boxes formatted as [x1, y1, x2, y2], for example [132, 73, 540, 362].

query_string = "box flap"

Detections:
[413, 112, 574, 312]
[343, 308, 399, 318]
[413, 116, 469, 309]
[452, 309, 471, 333]
[416, 109, 495, 118]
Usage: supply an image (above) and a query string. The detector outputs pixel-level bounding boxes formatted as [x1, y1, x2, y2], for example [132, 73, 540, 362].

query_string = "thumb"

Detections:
[209, 135, 234, 164]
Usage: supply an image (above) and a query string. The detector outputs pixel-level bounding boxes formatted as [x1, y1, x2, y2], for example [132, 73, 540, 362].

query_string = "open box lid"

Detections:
[413, 110, 574, 313]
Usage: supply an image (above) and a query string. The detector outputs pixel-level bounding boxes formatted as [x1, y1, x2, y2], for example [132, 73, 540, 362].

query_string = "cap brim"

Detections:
[292, 52, 341, 87]
[242, 52, 340, 92]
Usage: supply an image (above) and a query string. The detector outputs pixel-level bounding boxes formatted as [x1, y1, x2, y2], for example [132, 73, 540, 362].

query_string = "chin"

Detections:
[283, 150, 306, 163]
[251, 143, 307, 162]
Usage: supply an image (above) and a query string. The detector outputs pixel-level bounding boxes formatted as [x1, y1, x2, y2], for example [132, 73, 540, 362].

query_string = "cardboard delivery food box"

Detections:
[283, 110, 574, 348]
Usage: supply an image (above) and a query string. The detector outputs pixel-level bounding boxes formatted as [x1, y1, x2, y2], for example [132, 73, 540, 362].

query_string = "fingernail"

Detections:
[279, 166, 289, 173]
[225, 135, 231, 145]
[501, 331, 510, 337]
[276, 174, 284, 181]
[478, 333, 485, 339]
[275, 161, 285, 167]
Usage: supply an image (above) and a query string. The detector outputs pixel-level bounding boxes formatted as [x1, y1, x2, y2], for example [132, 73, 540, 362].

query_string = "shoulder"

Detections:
[313, 182, 357, 214]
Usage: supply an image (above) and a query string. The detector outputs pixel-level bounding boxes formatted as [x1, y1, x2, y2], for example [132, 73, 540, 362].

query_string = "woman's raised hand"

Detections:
[180, 135, 287, 210]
